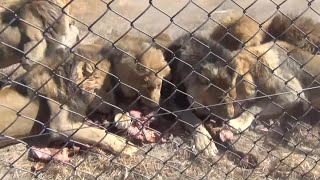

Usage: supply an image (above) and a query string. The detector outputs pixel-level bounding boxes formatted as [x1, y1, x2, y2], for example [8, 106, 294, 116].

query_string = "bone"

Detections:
[29, 146, 80, 163]
[114, 110, 163, 144]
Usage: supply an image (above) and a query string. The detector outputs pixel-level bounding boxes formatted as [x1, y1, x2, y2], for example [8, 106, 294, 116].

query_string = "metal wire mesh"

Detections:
[0, 0, 320, 179]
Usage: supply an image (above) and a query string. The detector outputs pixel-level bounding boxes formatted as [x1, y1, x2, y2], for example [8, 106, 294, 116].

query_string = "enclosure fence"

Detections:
[0, 0, 319, 179]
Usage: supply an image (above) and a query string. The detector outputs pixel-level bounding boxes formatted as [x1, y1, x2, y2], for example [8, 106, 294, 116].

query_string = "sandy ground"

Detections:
[1, 0, 320, 179]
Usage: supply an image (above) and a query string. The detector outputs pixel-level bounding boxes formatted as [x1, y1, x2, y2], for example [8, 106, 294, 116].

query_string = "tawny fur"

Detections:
[0, 35, 171, 155]
[0, 0, 79, 69]
[162, 35, 238, 157]
[211, 12, 320, 54]
[0, 43, 138, 155]
[264, 14, 320, 54]
[104, 35, 171, 109]
[224, 41, 320, 132]
[164, 33, 320, 156]
[210, 11, 268, 50]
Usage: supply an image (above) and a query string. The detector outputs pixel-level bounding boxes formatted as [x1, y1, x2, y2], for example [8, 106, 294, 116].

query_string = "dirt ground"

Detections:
[1, 0, 320, 179]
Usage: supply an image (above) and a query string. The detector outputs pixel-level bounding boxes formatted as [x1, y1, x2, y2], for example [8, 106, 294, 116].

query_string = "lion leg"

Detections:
[48, 101, 138, 156]
[0, 86, 41, 147]
[179, 110, 218, 157]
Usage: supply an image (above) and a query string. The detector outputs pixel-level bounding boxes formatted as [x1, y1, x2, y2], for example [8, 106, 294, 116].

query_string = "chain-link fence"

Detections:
[0, 0, 320, 179]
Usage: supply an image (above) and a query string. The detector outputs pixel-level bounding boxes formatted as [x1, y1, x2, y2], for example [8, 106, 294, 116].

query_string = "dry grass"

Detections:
[1, 127, 320, 180]
[1, 0, 320, 179]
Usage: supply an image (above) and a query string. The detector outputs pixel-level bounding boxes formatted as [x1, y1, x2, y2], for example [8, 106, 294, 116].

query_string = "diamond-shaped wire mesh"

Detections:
[0, 0, 320, 179]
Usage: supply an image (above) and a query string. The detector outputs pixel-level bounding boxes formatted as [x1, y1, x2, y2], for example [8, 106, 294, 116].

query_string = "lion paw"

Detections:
[228, 117, 251, 133]
[105, 133, 139, 156]
[193, 125, 218, 157]
[118, 142, 139, 156]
